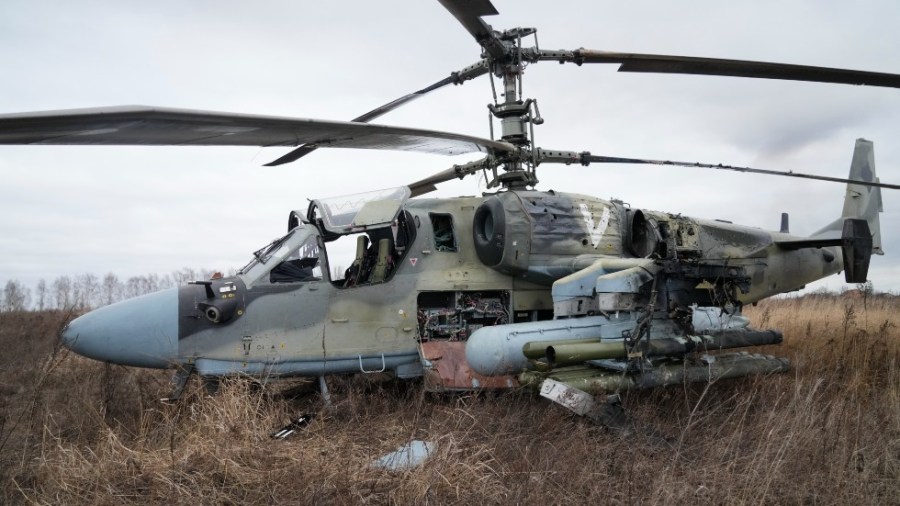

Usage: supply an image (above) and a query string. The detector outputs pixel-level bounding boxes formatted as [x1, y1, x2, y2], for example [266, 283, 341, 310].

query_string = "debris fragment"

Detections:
[271, 413, 315, 439]
[372, 440, 435, 471]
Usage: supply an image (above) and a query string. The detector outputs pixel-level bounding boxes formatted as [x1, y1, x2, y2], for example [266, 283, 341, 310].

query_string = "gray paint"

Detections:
[61, 288, 178, 369]
[55, 141, 885, 389]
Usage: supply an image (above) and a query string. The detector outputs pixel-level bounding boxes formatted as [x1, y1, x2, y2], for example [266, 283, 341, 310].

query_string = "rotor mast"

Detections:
[483, 27, 542, 190]
[436, 0, 541, 190]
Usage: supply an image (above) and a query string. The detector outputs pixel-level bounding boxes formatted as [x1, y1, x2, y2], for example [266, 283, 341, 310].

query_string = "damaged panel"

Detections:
[517, 192, 624, 257]
[420, 341, 518, 391]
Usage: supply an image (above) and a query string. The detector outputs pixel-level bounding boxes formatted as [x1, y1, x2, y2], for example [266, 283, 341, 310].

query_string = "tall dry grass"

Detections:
[1, 293, 897, 504]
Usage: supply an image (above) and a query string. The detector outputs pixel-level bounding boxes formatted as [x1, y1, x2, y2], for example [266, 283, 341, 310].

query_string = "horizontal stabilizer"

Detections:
[778, 218, 872, 283]
[812, 139, 883, 255]
[775, 238, 841, 251]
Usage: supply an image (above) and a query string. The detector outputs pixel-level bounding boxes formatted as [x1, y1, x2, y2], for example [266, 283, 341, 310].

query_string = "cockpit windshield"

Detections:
[311, 186, 410, 234]
[238, 225, 321, 287]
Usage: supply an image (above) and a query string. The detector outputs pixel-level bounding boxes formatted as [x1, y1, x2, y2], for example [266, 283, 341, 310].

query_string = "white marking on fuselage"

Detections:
[579, 203, 610, 248]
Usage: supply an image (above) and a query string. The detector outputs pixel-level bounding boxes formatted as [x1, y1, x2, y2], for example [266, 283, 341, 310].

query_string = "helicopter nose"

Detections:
[60, 288, 179, 368]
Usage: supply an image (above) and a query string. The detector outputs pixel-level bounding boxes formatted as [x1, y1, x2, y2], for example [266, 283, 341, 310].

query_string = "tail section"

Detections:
[840, 138, 883, 254]
[814, 138, 884, 254]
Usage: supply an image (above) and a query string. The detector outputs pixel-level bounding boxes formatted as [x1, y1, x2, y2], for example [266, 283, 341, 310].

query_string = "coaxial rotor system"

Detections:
[0, 0, 899, 194]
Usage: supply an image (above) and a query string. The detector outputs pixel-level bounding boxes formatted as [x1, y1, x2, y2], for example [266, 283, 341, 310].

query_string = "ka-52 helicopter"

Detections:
[1, 0, 899, 417]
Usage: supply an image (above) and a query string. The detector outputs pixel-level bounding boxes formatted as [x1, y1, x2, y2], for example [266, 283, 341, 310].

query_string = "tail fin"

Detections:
[840, 138, 883, 254]
[814, 138, 884, 255]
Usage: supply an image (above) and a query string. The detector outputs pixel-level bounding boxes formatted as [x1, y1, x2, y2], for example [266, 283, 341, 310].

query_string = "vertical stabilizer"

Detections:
[840, 138, 882, 254]
[814, 138, 883, 255]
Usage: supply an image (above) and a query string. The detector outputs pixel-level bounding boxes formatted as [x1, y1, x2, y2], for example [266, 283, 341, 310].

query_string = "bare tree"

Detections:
[158, 274, 174, 290]
[35, 279, 48, 311]
[52, 275, 72, 310]
[2, 280, 32, 312]
[101, 272, 121, 306]
[77, 273, 99, 310]
[123, 275, 164, 298]
[124, 276, 144, 299]
[145, 274, 160, 294]
[171, 267, 198, 286]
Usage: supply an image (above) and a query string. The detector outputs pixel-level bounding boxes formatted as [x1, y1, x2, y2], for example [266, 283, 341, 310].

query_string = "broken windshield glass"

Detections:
[238, 225, 319, 287]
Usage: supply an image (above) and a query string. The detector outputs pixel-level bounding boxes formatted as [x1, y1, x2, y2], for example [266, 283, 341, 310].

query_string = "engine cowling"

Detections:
[472, 195, 531, 274]
[471, 191, 626, 283]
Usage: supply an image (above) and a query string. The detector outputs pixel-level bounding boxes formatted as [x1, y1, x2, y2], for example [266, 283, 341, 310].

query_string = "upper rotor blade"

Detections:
[352, 75, 458, 124]
[536, 149, 899, 190]
[265, 60, 489, 166]
[0, 105, 516, 156]
[437, 0, 507, 59]
[556, 50, 900, 88]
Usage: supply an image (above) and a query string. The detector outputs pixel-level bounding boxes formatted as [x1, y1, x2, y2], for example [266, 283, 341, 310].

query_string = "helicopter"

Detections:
[1, 1, 899, 415]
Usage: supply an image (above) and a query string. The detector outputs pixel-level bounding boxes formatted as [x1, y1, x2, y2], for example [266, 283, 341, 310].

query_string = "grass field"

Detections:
[1, 293, 897, 505]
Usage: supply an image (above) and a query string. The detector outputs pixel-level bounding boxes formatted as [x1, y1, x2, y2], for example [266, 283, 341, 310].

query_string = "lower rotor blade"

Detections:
[407, 156, 495, 197]
[535, 149, 899, 190]
[585, 155, 899, 190]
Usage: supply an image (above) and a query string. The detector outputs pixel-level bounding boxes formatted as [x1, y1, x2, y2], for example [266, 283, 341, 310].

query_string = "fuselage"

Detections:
[60, 188, 844, 380]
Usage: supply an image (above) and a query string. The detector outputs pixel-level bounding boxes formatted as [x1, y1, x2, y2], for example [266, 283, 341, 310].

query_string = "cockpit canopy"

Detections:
[242, 187, 415, 289]
[291, 186, 411, 235]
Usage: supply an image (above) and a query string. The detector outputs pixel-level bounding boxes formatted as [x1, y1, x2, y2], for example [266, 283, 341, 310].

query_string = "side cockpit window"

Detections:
[327, 210, 417, 289]
[430, 213, 457, 252]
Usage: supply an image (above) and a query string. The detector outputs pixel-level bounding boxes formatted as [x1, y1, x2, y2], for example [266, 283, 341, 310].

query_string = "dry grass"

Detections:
[1, 294, 898, 505]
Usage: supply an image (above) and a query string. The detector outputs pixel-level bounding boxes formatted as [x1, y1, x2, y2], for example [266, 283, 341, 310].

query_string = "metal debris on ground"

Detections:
[271, 413, 315, 439]
[372, 440, 436, 471]
[540, 379, 630, 429]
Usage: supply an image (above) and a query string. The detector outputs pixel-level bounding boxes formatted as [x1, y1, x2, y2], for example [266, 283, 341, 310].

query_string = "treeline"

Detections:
[786, 281, 898, 300]
[0, 272, 895, 314]
[0, 268, 223, 313]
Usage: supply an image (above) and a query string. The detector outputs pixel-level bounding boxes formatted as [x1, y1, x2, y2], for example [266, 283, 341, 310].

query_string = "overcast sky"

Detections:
[1, 0, 898, 294]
